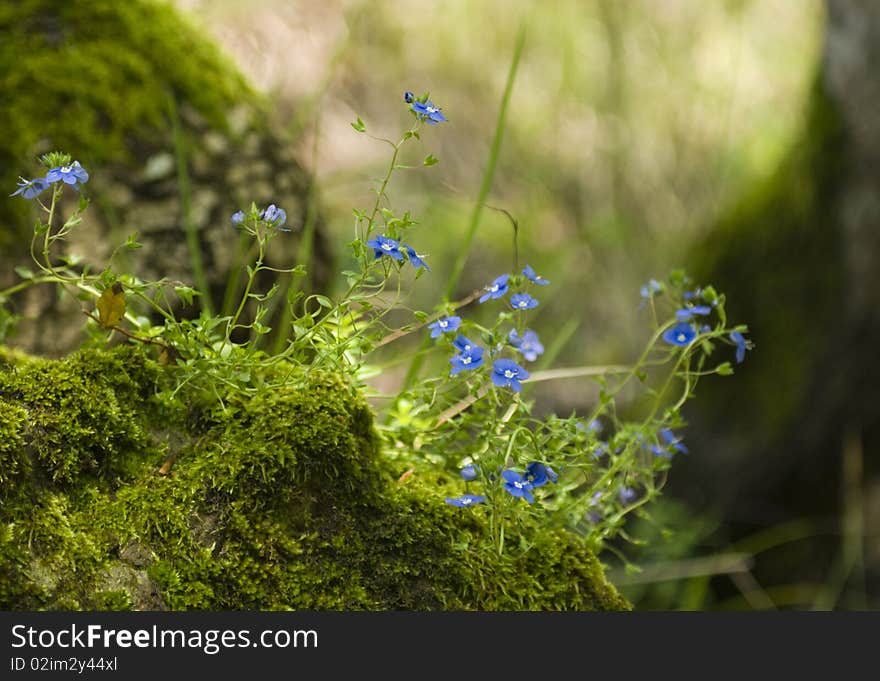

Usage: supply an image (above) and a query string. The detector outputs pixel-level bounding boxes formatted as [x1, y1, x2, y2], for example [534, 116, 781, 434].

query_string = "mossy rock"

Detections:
[0, 0, 330, 355]
[0, 345, 629, 611]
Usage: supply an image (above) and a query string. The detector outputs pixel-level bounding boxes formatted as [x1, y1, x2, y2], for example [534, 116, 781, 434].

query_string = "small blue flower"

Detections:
[640, 278, 662, 300]
[230, 210, 245, 225]
[510, 293, 539, 310]
[411, 98, 448, 125]
[522, 264, 550, 286]
[404, 91, 415, 103]
[450, 346, 485, 375]
[259, 203, 289, 230]
[479, 274, 510, 303]
[460, 464, 479, 482]
[10, 177, 50, 200]
[619, 486, 638, 505]
[491, 358, 529, 392]
[730, 331, 749, 364]
[46, 161, 89, 188]
[453, 334, 479, 353]
[508, 329, 544, 362]
[683, 287, 702, 300]
[675, 306, 712, 322]
[404, 245, 430, 271]
[663, 322, 697, 347]
[445, 494, 487, 507]
[428, 315, 461, 339]
[366, 234, 405, 261]
[525, 462, 558, 488]
[651, 428, 689, 458]
[501, 469, 535, 503]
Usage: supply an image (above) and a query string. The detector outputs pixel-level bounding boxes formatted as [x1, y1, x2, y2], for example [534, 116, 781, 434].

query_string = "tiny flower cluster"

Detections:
[10, 160, 89, 199]
[644, 276, 752, 365]
[430, 264, 551, 393]
[231, 203, 290, 232]
[366, 235, 430, 271]
[445, 461, 558, 507]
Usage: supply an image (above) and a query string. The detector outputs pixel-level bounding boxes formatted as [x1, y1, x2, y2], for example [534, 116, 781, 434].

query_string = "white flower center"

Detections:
[504, 369, 515, 378]
[439, 320, 448, 328]
[381, 243, 394, 251]
[461, 498, 472, 505]
[677, 333, 687, 342]
[60, 166, 72, 173]
[514, 481, 525, 489]
[462, 357, 472, 365]
[427, 106, 438, 114]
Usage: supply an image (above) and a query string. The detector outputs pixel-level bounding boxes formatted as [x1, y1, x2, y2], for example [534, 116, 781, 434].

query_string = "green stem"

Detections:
[399, 24, 526, 391]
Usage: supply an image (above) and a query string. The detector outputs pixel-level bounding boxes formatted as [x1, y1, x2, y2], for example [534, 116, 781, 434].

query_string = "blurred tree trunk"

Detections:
[672, 0, 880, 607]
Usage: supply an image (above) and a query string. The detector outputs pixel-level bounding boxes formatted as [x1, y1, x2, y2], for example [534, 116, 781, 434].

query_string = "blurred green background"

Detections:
[174, 0, 820, 387]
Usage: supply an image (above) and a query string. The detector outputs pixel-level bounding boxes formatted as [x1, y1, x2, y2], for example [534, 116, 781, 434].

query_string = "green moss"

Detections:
[0, 0, 251, 249]
[0, 345, 629, 611]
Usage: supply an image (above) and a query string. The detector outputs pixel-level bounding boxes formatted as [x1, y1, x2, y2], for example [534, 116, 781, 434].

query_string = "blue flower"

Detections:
[510, 293, 539, 311]
[683, 287, 701, 300]
[640, 278, 662, 300]
[508, 328, 544, 362]
[479, 274, 510, 303]
[445, 494, 487, 507]
[522, 264, 550, 286]
[450, 346, 485, 375]
[651, 429, 689, 458]
[525, 462, 558, 488]
[453, 334, 479, 353]
[491, 358, 529, 392]
[10, 177, 50, 200]
[259, 203, 289, 230]
[404, 91, 415, 103]
[411, 98, 448, 125]
[46, 161, 89, 188]
[460, 463, 479, 481]
[404, 245, 430, 270]
[619, 486, 638, 505]
[502, 470, 534, 503]
[428, 315, 461, 338]
[730, 331, 749, 364]
[366, 234, 405, 261]
[230, 210, 245, 225]
[587, 491, 604, 524]
[675, 306, 712, 322]
[662, 322, 697, 347]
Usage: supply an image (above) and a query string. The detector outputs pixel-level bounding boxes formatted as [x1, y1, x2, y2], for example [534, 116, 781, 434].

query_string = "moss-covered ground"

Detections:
[0, 345, 629, 611]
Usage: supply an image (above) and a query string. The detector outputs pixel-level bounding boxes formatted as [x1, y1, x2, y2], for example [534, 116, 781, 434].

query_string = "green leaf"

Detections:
[125, 232, 142, 250]
[351, 117, 366, 133]
[716, 362, 734, 376]
[313, 295, 332, 309]
[13, 266, 34, 280]
[423, 154, 439, 166]
[174, 285, 199, 306]
[701, 285, 718, 304]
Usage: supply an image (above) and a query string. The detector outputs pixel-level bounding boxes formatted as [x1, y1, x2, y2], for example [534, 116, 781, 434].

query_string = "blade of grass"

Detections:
[168, 92, 212, 316]
[811, 426, 866, 610]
